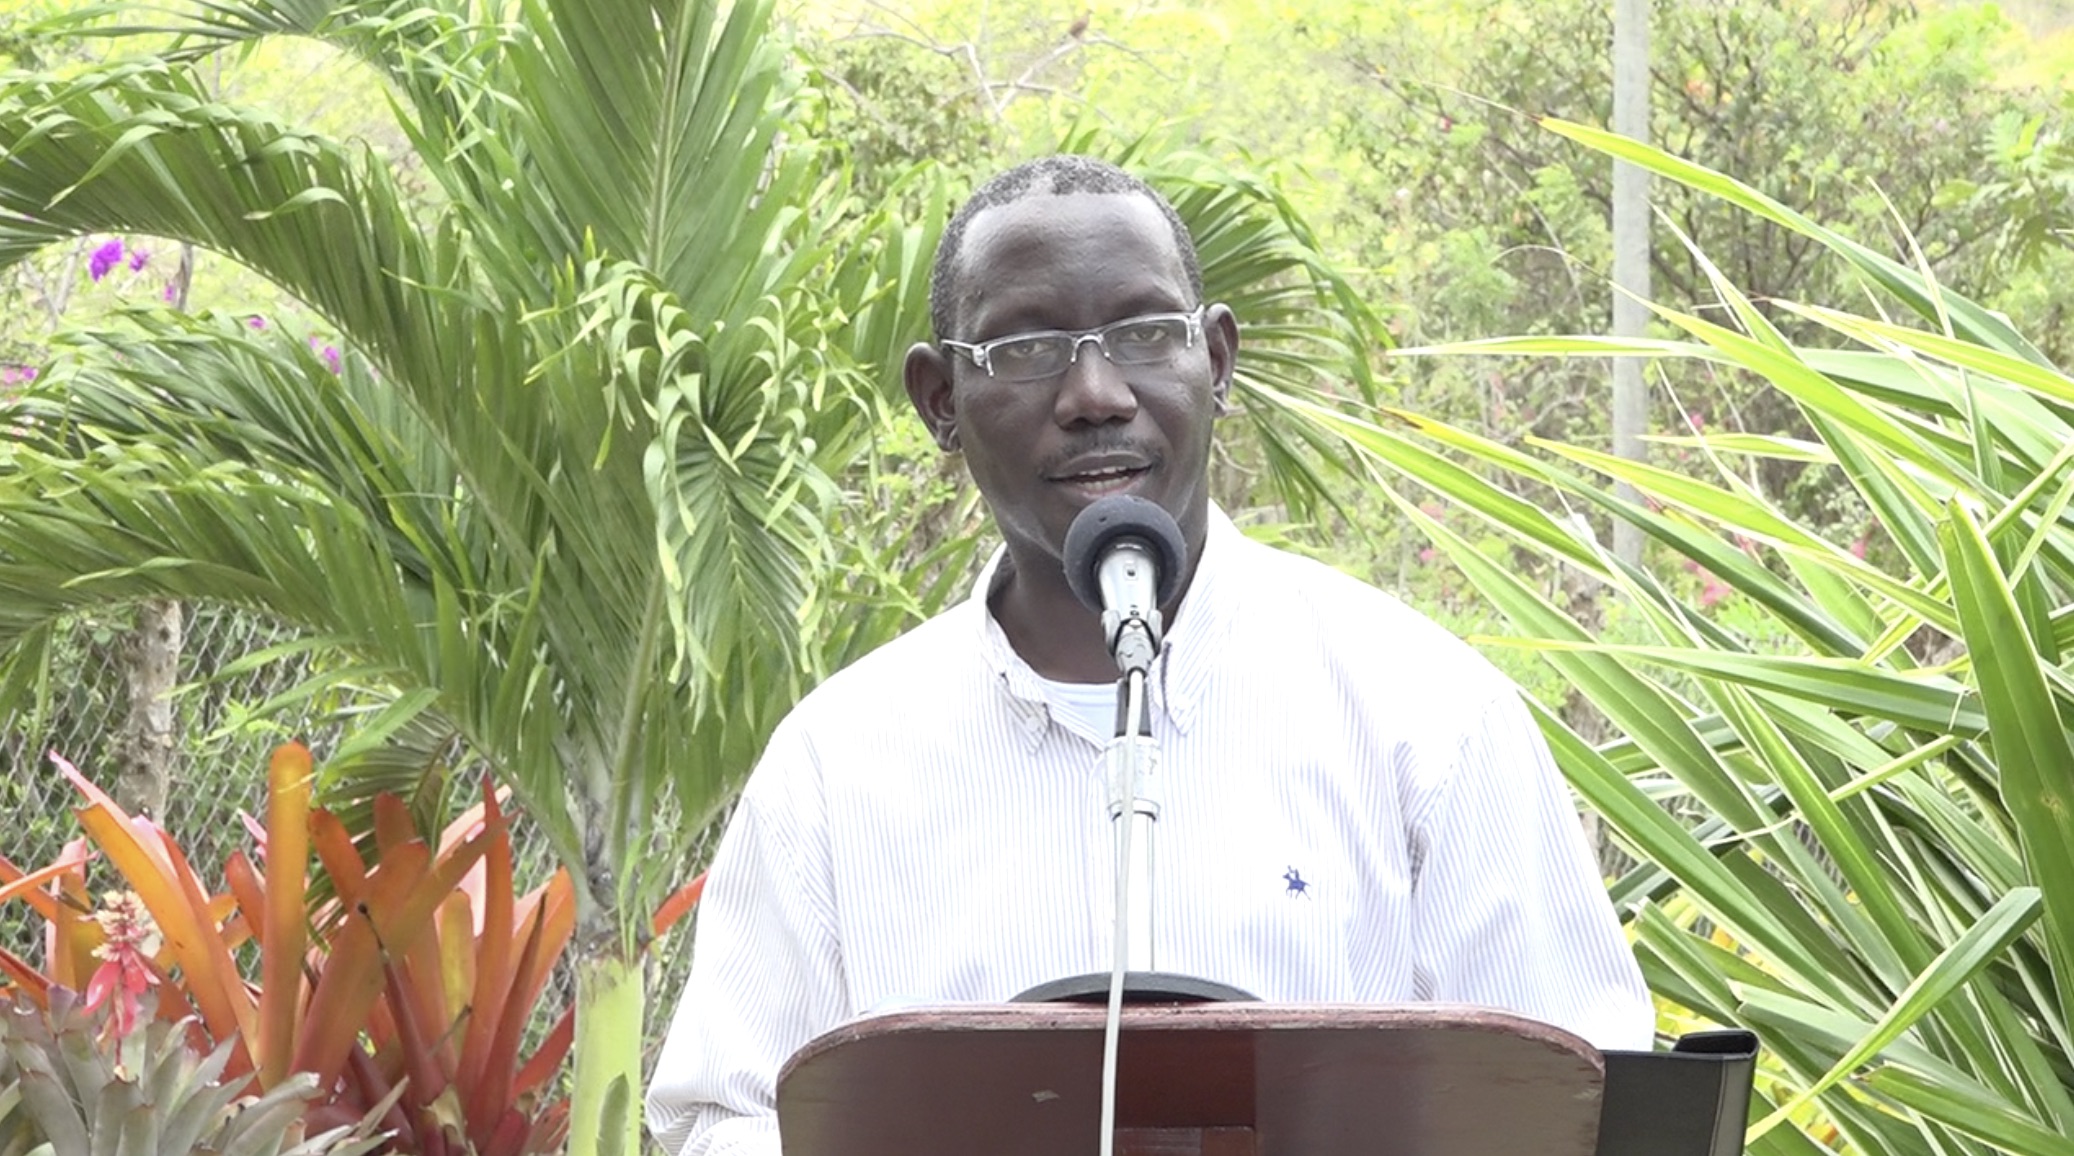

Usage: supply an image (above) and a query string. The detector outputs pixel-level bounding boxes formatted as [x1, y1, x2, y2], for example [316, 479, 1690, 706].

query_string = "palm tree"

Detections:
[1, 1, 935, 1149]
[0, 4, 1383, 1150]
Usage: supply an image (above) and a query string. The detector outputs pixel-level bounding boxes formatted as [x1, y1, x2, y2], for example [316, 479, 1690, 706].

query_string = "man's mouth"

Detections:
[1051, 461, 1152, 496]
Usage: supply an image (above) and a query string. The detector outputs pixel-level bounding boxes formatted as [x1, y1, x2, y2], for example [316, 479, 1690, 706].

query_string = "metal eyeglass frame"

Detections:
[941, 308, 1204, 382]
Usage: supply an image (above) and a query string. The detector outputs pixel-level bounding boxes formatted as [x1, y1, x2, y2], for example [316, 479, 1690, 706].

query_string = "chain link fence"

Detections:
[1, 601, 712, 1087]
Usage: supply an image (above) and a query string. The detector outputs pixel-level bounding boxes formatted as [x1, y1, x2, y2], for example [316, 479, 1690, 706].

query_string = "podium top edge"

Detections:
[781, 1001, 1602, 1084]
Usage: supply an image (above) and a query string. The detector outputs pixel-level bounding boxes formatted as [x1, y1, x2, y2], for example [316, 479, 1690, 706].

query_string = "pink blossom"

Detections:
[162, 281, 178, 303]
[308, 335, 341, 373]
[247, 316, 267, 330]
[127, 248, 149, 272]
[1699, 574, 1731, 607]
[83, 890, 161, 1043]
[87, 239, 124, 282]
[1850, 534, 1869, 560]
[1417, 546, 1437, 564]
[0, 365, 37, 386]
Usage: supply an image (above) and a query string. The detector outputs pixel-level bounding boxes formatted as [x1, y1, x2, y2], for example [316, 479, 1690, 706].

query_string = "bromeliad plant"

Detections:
[1294, 123, 2074, 1154]
[0, 987, 395, 1156]
[0, 743, 580, 1156]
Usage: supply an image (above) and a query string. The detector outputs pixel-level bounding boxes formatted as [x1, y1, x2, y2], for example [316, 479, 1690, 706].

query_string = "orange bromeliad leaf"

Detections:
[372, 793, 417, 858]
[258, 742, 313, 1088]
[309, 808, 368, 902]
[0, 848, 93, 910]
[69, 795, 252, 1073]
[294, 825, 490, 1086]
[456, 783, 516, 1095]
[436, 892, 476, 1028]
[155, 824, 259, 1072]
[0, 945, 52, 1004]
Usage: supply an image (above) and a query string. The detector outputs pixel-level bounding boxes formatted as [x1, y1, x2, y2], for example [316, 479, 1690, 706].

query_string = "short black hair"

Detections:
[929, 155, 1204, 342]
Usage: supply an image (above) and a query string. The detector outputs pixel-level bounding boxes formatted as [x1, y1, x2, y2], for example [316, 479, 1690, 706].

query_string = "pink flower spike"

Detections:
[85, 891, 161, 1043]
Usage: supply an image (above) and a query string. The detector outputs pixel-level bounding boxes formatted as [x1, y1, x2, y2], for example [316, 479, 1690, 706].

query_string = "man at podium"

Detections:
[646, 155, 1655, 1156]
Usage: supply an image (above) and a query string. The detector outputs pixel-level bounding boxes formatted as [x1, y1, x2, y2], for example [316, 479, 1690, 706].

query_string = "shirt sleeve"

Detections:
[645, 726, 846, 1156]
[1408, 689, 1656, 1051]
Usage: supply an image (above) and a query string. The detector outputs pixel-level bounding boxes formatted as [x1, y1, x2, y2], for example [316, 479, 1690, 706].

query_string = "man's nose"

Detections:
[1052, 337, 1137, 426]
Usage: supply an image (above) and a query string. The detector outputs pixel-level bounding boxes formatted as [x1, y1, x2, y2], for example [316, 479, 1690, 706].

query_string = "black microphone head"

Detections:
[1062, 495, 1188, 613]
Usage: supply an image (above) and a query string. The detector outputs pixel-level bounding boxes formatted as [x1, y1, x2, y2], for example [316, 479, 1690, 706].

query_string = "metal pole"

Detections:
[1611, 0, 1653, 569]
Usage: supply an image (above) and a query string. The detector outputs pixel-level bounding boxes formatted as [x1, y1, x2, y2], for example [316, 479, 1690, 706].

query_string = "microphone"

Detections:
[1063, 495, 1187, 676]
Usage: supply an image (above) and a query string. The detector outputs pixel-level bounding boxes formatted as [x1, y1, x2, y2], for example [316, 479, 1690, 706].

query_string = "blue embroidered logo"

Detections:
[1283, 866, 1310, 898]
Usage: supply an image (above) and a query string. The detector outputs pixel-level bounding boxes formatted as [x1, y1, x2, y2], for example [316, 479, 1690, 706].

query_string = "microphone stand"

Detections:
[1108, 625, 1159, 974]
[1014, 545, 1254, 1004]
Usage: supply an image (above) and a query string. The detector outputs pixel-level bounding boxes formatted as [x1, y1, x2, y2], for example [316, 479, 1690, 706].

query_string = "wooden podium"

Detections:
[777, 1002, 1632, 1156]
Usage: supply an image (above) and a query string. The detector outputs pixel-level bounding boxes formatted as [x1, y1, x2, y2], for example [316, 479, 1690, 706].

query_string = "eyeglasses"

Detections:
[942, 309, 1203, 382]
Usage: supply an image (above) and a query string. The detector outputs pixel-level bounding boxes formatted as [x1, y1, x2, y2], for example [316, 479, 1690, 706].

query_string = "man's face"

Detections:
[905, 192, 1237, 593]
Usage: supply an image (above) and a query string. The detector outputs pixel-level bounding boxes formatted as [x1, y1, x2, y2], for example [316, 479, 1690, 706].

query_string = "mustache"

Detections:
[1035, 431, 1162, 477]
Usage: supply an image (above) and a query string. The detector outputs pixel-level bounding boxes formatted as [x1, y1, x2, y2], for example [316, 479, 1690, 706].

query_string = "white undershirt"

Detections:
[1035, 674, 1124, 741]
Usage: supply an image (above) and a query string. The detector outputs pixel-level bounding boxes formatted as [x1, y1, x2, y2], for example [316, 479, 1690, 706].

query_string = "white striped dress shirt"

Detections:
[645, 508, 1654, 1156]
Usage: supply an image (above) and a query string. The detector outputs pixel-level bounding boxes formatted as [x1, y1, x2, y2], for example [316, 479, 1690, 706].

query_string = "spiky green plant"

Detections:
[0, 988, 394, 1156]
[1286, 122, 2074, 1155]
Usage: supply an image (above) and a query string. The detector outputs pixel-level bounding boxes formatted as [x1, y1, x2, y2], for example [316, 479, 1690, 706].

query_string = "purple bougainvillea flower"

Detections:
[88, 238, 124, 282]
[128, 248, 149, 271]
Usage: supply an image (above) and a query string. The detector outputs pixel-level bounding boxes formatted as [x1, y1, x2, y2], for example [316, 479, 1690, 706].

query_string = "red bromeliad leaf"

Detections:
[258, 742, 313, 1087]
[511, 1004, 573, 1102]
[652, 872, 706, 935]
[293, 839, 431, 1085]
[379, 948, 454, 1151]
[466, 896, 550, 1141]
[505, 870, 575, 1022]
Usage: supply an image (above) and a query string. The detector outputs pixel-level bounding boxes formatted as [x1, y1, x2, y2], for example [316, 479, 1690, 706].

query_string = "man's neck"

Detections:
[988, 544, 1197, 684]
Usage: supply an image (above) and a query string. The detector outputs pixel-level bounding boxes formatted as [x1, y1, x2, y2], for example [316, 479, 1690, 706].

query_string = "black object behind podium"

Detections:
[776, 1002, 1755, 1156]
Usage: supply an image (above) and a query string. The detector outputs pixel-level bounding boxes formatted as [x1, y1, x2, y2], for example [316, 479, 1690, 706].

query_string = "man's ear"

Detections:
[1204, 303, 1239, 417]
[904, 341, 960, 452]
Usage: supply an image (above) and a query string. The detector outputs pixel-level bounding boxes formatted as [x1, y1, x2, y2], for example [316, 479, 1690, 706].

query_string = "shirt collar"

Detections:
[965, 505, 1242, 747]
